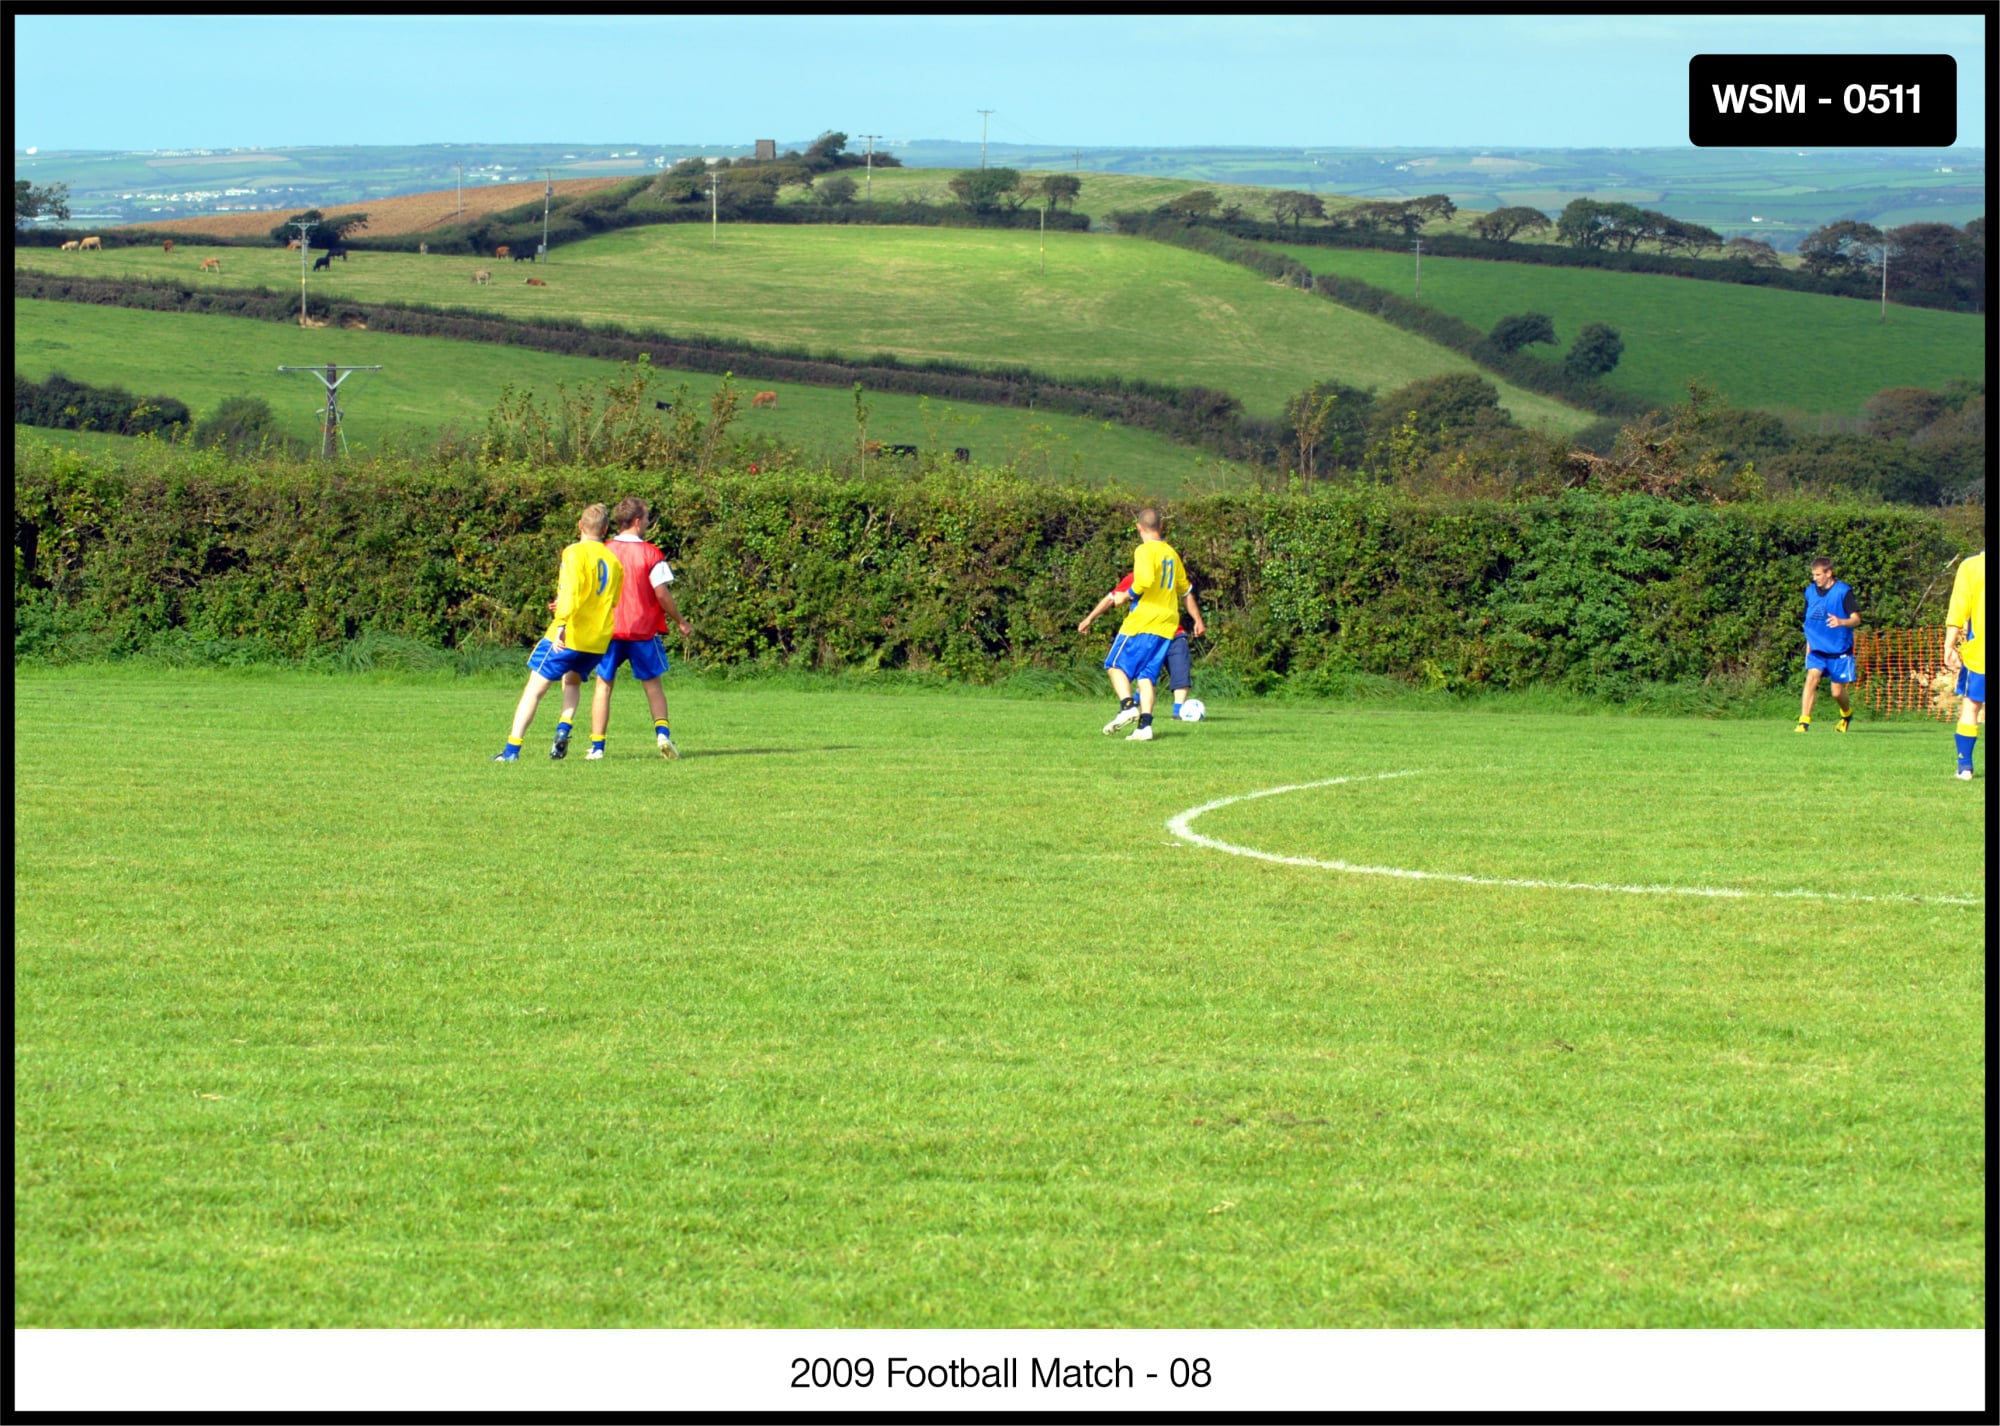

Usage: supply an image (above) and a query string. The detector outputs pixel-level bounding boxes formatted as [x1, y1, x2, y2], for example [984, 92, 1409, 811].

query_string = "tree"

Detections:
[1796, 219, 1883, 278]
[1885, 222, 1966, 292]
[269, 209, 369, 247]
[804, 131, 848, 170]
[1038, 173, 1082, 211]
[1488, 312, 1557, 355]
[1556, 198, 1615, 249]
[1366, 372, 1511, 458]
[1162, 188, 1219, 220]
[1564, 323, 1624, 380]
[1268, 190, 1324, 228]
[669, 157, 708, 179]
[947, 167, 1020, 213]
[1345, 200, 1408, 234]
[15, 179, 70, 230]
[1722, 236, 1782, 267]
[1655, 216, 1723, 255]
[1409, 194, 1457, 226]
[1472, 206, 1550, 243]
[816, 173, 858, 207]
[1863, 386, 1950, 442]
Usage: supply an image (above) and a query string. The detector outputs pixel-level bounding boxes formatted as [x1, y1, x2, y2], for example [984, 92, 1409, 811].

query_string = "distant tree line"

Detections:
[1174, 206, 1985, 314]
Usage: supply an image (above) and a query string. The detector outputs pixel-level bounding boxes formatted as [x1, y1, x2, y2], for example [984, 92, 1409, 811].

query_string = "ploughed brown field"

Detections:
[115, 178, 629, 239]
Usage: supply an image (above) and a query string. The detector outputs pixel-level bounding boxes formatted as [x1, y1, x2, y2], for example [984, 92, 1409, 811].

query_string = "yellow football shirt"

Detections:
[550, 539, 624, 655]
[1945, 550, 1984, 676]
[1117, 539, 1185, 639]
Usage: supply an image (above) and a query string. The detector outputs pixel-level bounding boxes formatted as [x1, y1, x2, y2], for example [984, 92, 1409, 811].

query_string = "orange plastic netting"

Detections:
[1854, 628, 1959, 721]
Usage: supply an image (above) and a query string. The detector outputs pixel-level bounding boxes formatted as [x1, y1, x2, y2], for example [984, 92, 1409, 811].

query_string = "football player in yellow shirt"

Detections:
[1086, 508, 1184, 742]
[493, 504, 625, 763]
[1942, 549, 1985, 780]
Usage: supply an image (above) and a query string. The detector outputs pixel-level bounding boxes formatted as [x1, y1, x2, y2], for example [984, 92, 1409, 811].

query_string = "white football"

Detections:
[1179, 698, 1206, 722]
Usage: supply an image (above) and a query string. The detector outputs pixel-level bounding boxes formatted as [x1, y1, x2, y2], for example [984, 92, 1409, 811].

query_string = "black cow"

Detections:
[330, 245, 348, 262]
[312, 252, 332, 273]
[654, 400, 675, 411]
[953, 447, 971, 463]
[511, 250, 534, 262]
[885, 444, 919, 457]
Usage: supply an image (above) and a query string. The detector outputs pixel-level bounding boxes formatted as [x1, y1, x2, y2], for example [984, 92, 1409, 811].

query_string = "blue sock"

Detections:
[591, 739, 606, 753]
[1956, 726, 1978, 767]
[556, 720, 572, 739]
[656, 721, 670, 740]
[1172, 701, 1184, 719]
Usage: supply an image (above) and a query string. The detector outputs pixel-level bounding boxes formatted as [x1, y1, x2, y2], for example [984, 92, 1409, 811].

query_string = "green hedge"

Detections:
[12, 442, 1961, 696]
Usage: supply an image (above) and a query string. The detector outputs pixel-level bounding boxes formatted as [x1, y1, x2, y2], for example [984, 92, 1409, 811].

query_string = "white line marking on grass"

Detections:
[1166, 771, 1984, 906]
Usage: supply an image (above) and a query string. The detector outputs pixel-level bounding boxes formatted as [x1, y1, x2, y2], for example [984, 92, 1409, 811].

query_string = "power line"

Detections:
[977, 110, 994, 169]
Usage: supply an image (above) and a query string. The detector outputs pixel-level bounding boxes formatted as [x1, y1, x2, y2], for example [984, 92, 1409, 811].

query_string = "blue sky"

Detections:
[13, 12, 1988, 152]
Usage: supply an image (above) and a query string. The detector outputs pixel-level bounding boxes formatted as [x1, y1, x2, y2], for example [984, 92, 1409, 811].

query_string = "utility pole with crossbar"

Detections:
[279, 362, 382, 458]
[857, 134, 881, 200]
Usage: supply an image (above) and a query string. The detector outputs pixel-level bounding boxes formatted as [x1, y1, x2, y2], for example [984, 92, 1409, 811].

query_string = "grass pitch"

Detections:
[12, 666, 1985, 1328]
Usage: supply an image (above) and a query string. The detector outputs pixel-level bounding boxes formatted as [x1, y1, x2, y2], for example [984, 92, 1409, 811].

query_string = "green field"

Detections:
[1274, 244, 1986, 420]
[15, 230, 1594, 434]
[13, 666, 1984, 1327]
[12, 299, 1240, 490]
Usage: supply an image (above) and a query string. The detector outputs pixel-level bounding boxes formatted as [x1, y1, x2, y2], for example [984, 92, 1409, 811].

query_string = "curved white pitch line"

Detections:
[1166, 771, 1984, 907]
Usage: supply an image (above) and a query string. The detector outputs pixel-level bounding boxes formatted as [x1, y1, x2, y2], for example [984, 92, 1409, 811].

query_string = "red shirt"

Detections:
[608, 536, 670, 639]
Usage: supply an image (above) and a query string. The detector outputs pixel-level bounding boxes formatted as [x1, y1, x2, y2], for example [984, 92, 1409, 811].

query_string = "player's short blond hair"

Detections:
[579, 503, 610, 539]
[1136, 507, 1163, 534]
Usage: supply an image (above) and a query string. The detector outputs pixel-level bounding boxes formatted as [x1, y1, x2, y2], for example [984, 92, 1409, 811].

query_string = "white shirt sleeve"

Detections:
[651, 562, 674, 589]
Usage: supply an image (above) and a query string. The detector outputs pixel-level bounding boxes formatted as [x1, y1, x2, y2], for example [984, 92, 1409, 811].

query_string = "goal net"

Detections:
[1854, 628, 1957, 721]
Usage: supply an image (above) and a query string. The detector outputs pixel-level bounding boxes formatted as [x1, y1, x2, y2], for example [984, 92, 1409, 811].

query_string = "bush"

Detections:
[15, 370, 190, 437]
[14, 440, 1966, 700]
[192, 396, 308, 457]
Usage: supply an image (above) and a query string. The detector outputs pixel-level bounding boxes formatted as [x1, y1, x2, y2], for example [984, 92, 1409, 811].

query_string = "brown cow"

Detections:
[79, 236, 102, 251]
[751, 390, 779, 408]
[286, 239, 300, 250]
[524, 277, 546, 286]
[473, 269, 492, 285]
[200, 257, 221, 272]
[60, 240, 79, 252]
[495, 245, 511, 260]
[163, 239, 174, 254]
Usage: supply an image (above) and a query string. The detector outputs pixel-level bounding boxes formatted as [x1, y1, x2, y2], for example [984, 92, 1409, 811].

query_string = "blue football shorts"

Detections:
[1105, 631, 1172, 684]
[1805, 649, 1856, 683]
[527, 640, 603, 683]
[595, 636, 669, 683]
[1955, 666, 1986, 704]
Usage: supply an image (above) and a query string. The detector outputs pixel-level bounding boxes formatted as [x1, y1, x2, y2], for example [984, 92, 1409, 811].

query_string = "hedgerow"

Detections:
[14, 440, 1959, 698]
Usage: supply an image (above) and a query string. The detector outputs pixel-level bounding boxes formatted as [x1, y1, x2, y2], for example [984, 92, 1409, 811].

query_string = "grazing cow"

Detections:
[864, 441, 883, 457]
[313, 252, 332, 273]
[473, 269, 492, 285]
[654, 400, 675, 411]
[330, 245, 348, 262]
[79, 236, 102, 251]
[953, 447, 971, 462]
[200, 257, 221, 273]
[524, 277, 546, 286]
[60, 240, 80, 252]
[751, 390, 779, 408]
[287, 239, 300, 250]
[495, 245, 511, 260]
[885, 443, 919, 457]
[163, 239, 174, 254]
[511, 249, 535, 262]
[419, 242, 429, 256]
